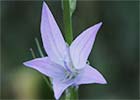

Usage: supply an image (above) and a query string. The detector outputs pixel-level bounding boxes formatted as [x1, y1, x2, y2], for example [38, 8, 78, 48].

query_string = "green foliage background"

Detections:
[1, 0, 139, 99]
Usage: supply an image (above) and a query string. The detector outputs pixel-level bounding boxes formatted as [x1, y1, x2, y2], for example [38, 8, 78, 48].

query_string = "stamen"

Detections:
[64, 61, 73, 73]
[62, 60, 79, 83]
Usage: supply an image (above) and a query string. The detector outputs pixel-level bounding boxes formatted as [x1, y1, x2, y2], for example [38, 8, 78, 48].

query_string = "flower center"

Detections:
[64, 61, 73, 73]
[63, 60, 78, 82]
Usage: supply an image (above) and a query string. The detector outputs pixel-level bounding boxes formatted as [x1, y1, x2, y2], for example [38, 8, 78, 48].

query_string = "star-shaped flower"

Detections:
[23, 2, 107, 100]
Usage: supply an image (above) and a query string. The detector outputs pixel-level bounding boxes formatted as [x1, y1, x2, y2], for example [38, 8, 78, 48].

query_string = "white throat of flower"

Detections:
[62, 60, 78, 82]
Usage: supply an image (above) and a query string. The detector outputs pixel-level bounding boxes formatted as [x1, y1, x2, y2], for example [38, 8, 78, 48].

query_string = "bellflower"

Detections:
[23, 2, 107, 100]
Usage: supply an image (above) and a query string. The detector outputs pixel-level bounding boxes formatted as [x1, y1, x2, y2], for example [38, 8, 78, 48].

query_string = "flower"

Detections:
[23, 2, 107, 100]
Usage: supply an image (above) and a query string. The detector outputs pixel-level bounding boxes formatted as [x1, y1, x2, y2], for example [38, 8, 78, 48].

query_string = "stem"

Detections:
[34, 38, 52, 90]
[63, 0, 73, 44]
[65, 86, 79, 99]
[35, 38, 44, 57]
[63, 0, 78, 99]
[29, 48, 36, 59]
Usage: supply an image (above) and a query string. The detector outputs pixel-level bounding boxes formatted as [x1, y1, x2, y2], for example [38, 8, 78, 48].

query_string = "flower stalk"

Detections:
[65, 86, 79, 99]
[63, 0, 73, 44]
[62, 0, 78, 99]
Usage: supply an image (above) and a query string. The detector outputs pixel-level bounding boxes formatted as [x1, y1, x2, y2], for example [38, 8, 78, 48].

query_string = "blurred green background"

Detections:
[1, 0, 139, 99]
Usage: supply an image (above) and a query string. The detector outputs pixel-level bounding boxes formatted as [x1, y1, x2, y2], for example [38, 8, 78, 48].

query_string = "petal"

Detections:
[23, 57, 65, 80]
[41, 2, 67, 64]
[70, 22, 102, 69]
[75, 64, 107, 85]
[52, 79, 74, 100]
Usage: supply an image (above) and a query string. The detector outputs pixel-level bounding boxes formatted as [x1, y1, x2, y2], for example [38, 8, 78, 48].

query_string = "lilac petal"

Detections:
[41, 2, 67, 64]
[70, 22, 102, 69]
[75, 64, 107, 85]
[52, 79, 74, 100]
[23, 57, 65, 80]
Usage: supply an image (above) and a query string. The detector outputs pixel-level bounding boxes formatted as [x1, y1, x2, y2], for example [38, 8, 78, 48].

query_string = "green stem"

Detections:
[65, 86, 79, 99]
[35, 38, 44, 57]
[63, 0, 73, 44]
[63, 0, 78, 99]
[29, 48, 36, 59]
[34, 38, 52, 90]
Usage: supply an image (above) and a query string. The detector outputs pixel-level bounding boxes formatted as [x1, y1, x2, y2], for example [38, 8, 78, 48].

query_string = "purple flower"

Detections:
[23, 2, 107, 100]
